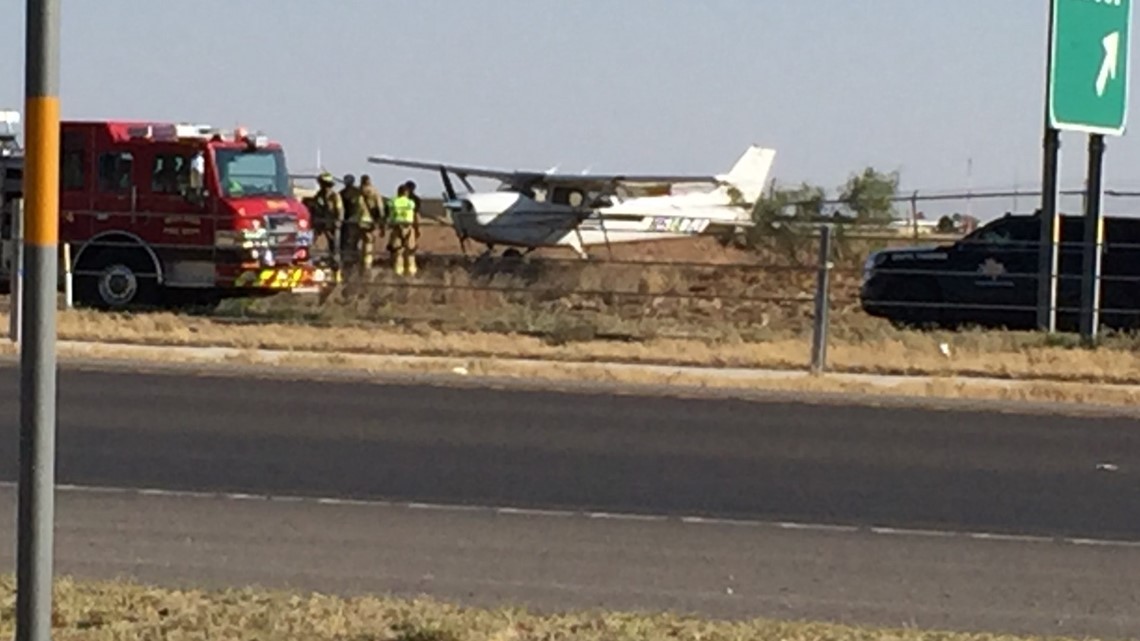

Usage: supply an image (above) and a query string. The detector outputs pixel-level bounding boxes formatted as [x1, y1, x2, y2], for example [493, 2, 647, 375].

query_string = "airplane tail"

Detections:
[717, 145, 776, 204]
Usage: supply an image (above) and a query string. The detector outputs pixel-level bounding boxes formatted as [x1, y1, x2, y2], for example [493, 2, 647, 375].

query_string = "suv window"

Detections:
[960, 217, 1038, 249]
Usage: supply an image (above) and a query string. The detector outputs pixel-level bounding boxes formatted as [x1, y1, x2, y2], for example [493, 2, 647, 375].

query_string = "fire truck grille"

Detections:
[264, 214, 302, 257]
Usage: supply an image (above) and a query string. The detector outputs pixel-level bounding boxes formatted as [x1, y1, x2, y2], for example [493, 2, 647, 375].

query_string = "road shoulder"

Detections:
[1, 339, 1138, 418]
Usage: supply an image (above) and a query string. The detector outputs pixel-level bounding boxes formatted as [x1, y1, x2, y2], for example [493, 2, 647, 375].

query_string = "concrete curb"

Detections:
[44, 338, 1138, 389]
[0, 339, 1125, 416]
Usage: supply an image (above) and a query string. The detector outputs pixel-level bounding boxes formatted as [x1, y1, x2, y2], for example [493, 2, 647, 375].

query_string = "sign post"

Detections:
[1036, 2, 1061, 333]
[1040, 0, 1132, 342]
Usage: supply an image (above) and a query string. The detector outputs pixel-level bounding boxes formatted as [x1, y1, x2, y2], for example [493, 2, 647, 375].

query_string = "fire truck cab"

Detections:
[1, 114, 328, 309]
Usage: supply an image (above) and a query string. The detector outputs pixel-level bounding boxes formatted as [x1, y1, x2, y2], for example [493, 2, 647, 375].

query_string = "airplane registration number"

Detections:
[649, 217, 710, 234]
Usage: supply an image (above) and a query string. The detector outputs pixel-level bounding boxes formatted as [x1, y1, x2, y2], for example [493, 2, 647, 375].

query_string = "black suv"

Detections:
[860, 211, 1140, 331]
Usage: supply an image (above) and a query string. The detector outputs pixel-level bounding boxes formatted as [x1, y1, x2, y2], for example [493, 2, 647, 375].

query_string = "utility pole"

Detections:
[17, 1, 61, 640]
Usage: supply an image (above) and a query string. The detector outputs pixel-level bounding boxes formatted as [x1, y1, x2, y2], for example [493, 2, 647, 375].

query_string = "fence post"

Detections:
[9, 197, 23, 344]
[62, 241, 72, 309]
[810, 224, 833, 374]
[910, 190, 919, 239]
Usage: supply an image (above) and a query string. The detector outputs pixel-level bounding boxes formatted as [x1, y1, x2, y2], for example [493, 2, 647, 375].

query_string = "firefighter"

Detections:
[403, 179, 423, 265]
[404, 180, 423, 218]
[339, 173, 368, 270]
[358, 174, 385, 272]
[307, 172, 343, 272]
[387, 183, 419, 276]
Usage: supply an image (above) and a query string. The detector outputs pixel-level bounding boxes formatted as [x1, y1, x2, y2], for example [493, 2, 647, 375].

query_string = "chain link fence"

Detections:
[3, 188, 1140, 371]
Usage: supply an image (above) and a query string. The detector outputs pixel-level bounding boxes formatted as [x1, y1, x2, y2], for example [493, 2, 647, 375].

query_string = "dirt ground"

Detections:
[281, 222, 895, 344]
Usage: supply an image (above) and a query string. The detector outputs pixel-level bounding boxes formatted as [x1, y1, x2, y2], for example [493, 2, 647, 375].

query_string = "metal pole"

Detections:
[17, 1, 61, 640]
[1036, 0, 1061, 333]
[1079, 134, 1105, 345]
[62, 241, 71, 309]
[10, 197, 24, 344]
[909, 191, 918, 240]
[1036, 129, 1061, 332]
[810, 225, 833, 374]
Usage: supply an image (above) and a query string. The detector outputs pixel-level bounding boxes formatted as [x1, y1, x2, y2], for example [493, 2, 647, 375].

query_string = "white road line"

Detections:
[495, 507, 575, 518]
[679, 516, 762, 527]
[967, 532, 1052, 544]
[778, 522, 861, 534]
[225, 493, 266, 501]
[1068, 538, 1140, 548]
[587, 512, 669, 522]
[3, 482, 1137, 550]
[869, 527, 957, 538]
[406, 502, 485, 513]
[316, 497, 390, 508]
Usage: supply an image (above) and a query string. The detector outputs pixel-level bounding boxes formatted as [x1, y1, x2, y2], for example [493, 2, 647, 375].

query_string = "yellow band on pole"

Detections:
[22, 96, 60, 247]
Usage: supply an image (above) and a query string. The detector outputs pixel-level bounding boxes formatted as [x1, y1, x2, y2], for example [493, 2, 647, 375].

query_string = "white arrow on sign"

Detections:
[1096, 31, 1121, 97]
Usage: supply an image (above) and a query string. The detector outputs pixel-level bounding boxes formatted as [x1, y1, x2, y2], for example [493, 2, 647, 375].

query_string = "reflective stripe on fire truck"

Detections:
[235, 267, 310, 289]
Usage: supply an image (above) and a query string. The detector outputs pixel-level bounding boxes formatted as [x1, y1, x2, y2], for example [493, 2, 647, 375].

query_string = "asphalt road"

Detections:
[0, 486, 1137, 639]
[0, 364, 1136, 539]
[0, 363, 1138, 637]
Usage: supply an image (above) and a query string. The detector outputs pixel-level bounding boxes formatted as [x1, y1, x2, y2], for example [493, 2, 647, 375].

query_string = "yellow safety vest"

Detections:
[390, 195, 416, 225]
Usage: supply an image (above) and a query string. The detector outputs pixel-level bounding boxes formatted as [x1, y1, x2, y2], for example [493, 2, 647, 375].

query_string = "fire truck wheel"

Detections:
[76, 249, 159, 310]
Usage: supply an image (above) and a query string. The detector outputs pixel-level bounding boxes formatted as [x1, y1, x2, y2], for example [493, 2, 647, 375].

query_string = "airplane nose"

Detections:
[442, 198, 475, 231]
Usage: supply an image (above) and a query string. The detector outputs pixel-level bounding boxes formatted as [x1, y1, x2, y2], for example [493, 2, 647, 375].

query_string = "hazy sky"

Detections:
[1, 1, 1138, 219]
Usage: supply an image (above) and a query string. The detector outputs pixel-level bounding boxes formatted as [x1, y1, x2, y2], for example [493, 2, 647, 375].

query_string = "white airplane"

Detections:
[366, 145, 776, 259]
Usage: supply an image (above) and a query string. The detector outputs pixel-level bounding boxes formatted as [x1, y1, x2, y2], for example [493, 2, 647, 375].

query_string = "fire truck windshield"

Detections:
[214, 148, 289, 198]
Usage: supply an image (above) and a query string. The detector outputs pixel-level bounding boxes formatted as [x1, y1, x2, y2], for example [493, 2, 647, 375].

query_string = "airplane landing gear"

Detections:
[468, 246, 536, 277]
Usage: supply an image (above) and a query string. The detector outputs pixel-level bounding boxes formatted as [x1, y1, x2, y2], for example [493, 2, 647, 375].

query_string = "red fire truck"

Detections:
[1, 113, 329, 309]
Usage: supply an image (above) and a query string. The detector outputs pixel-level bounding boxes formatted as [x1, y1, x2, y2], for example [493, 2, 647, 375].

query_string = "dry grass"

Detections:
[11, 308, 1140, 387]
[2, 231, 1137, 406]
[14, 328, 1139, 410]
[0, 576, 1099, 640]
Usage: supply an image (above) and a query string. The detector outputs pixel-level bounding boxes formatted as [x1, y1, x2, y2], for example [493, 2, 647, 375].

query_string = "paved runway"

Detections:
[0, 363, 1138, 636]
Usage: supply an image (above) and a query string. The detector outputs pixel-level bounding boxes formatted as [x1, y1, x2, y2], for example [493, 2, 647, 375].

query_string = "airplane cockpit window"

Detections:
[551, 187, 585, 207]
[504, 182, 546, 201]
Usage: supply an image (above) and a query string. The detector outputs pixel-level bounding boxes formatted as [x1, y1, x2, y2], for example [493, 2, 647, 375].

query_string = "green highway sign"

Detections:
[1049, 0, 1133, 136]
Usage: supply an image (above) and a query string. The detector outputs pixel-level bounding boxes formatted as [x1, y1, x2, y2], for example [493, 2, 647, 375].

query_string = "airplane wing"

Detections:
[367, 155, 523, 183]
[367, 154, 722, 187]
[540, 172, 720, 186]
